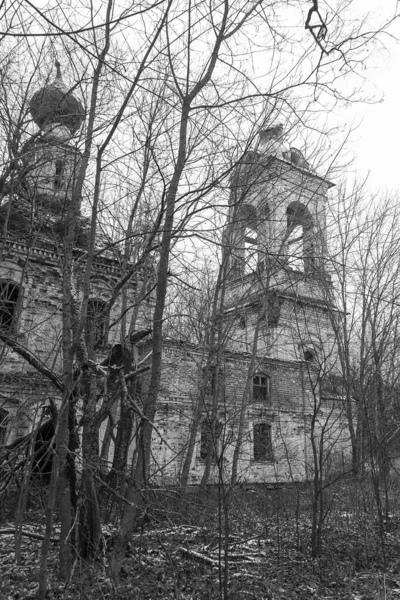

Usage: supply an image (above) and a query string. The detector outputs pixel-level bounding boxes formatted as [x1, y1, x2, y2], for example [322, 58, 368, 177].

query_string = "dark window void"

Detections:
[304, 349, 315, 362]
[238, 314, 246, 329]
[200, 420, 223, 461]
[253, 423, 273, 462]
[86, 299, 108, 349]
[320, 375, 345, 396]
[0, 282, 20, 332]
[253, 374, 270, 403]
[54, 159, 65, 190]
[0, 408, 8, 446]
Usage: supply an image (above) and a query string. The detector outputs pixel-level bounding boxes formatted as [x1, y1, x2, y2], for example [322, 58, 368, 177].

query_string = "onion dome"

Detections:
[29, 62, 84, 134]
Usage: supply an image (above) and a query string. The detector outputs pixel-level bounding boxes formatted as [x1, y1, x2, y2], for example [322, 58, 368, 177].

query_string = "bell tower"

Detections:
[228, 126, 329, 281]
[226, 125, 334, 362]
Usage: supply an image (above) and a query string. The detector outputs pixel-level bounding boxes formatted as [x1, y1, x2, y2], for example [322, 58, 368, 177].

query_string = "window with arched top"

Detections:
[286, 202, 314, 272]
[231, 203, 259, 276]
[299, 340, 321, 365]
[86, 299, 108, 350]
[304, 349, 315, 362]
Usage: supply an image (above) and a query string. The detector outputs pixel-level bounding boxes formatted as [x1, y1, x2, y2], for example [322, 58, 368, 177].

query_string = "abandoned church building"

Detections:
[0, 68, 351, 485]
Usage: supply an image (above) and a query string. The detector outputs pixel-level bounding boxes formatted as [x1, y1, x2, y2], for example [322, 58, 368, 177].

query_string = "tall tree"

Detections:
[0, 0, 397, 590]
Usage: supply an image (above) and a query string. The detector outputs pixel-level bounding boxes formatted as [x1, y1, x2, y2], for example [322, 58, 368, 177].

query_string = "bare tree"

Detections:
[0, 0, 397, 592]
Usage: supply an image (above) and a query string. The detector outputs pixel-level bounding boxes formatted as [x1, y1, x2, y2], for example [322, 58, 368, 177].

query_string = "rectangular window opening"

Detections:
[252, 374, 270, 403]
[200, 420, 223, 462]
[54, 159, 65, 190]
[0, 282, 20, 332]
[86, 299, 108, 348]
[0, 408, 9, 447]
[253, 423, 273, 462]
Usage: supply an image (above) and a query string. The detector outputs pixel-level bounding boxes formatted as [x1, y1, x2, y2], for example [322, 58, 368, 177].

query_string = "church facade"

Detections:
[0, 66, 151, 445]
[140, 126, 350, 485]
[0, 67, 351, 485]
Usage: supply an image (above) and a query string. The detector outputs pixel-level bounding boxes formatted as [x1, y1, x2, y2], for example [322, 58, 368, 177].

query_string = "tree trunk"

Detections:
[231, 316, 262, 486]
[79, 368, 101, 559]
[180, 394, 203, 489]
[106, 389, 134, 518]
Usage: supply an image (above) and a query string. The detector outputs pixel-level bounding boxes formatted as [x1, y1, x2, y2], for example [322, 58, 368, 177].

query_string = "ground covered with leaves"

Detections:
[2, 482, 400, 599]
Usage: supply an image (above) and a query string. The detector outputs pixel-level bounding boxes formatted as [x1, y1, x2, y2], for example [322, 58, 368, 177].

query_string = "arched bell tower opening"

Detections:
[286, 201, 315, 273]
[230, 203, 259, 276]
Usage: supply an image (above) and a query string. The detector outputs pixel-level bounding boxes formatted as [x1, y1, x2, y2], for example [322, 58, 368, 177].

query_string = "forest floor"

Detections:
[1, 483, 400, 599]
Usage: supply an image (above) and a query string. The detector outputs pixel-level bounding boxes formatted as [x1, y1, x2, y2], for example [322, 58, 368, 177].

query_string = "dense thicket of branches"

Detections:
[0, 0, 398, 596]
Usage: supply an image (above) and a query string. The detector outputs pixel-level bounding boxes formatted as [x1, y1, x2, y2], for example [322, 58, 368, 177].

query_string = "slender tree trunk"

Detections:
[99, 411, 117, 479]
[111, 7, 231, 573]
[111, 101, 203, 576]
[37, 438, 58, 599]
[200, 381, 220, 491]
[15, 407, 43, 563]
[231, 315, 262, 486]
[109, 426, 145, 576]
[106, 385, 135, 517]
[180, 394, 203, 489]
[79, 369, 101, 559]
[197, 243, 230, 490]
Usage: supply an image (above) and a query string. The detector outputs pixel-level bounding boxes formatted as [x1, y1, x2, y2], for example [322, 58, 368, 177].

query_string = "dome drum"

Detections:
[23, 138, 82, 205]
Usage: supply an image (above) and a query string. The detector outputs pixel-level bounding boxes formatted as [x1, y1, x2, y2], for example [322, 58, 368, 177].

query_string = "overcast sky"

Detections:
[337, 1, 400, 194]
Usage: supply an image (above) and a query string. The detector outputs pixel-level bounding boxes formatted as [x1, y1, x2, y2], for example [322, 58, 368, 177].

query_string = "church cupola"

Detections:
[23, 61, 84, 215]
[29, 61, 84, 137]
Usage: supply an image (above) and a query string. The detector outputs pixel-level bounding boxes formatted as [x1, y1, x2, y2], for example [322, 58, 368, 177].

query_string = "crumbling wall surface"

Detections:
[0, 238, 142, 446]
[141, 342, 350, 485]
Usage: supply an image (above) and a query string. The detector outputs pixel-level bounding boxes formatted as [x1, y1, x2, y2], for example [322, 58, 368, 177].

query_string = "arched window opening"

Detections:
[252, 374, 270, 403]
[54, 159, 65, 190]
[86, 299, 108, 349]
[286, 202, 314, 273]
[231, 203, 258, 277]
[253, 422, 273, 462]
[244, 226, 258, 273]
[200, 419, 223, 461]
[0, 282, 20, 332]
[304, 349, 315, 362]
[289, 147, 310, 170]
